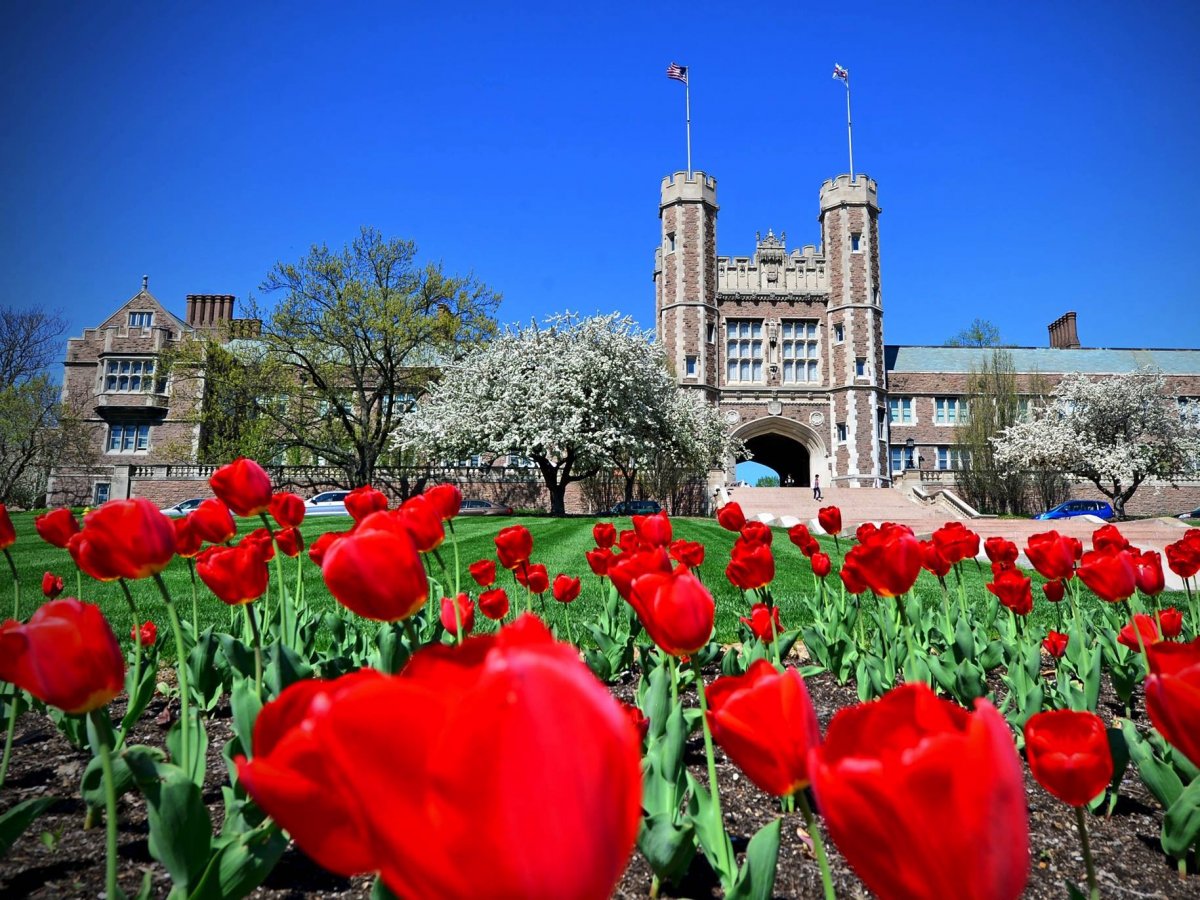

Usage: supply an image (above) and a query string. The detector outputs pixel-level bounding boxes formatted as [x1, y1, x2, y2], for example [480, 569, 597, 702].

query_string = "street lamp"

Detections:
[905, 437, 915, 469]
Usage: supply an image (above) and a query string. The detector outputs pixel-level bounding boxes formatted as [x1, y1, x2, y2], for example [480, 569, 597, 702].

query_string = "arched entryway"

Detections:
[731, 417, 827, 488]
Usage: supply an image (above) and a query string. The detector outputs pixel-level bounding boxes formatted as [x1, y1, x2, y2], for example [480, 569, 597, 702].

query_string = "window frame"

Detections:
[106, 423, 150, 454]
[888, 397, 914, 425]
[779, 319, 820, 384]
[934, 396, 968, 425]
[724, 319, 765, 384]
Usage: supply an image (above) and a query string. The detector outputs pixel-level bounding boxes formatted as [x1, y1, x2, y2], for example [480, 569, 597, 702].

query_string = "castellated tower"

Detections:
[820, 175, 888, 486]
[654, 172, 720, 402]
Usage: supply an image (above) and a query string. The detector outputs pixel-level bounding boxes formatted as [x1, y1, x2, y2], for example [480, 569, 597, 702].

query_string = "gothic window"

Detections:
[128, 311, 154, 328]
[935, 397, 968, 424]
[888, 397, 914, 424]
[107, 423, 150, 453]
[937, 446, 970, 470]
[725, 320, 763, 384]
[851, 233, 862, 252]
[836, 422, 848, 444]
[103, 358, 163, 393]
[834, 323, 845, 343]
[780, 320, 819, 383]
[685, 355, 697, 377]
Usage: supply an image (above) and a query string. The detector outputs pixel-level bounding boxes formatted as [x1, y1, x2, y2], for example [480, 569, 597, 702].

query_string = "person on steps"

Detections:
[812, 474, 822, 501]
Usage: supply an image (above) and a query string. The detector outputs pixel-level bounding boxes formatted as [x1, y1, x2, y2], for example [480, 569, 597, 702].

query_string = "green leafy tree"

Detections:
[944, 318, 1002, 348]
[755, 475, 780, 487]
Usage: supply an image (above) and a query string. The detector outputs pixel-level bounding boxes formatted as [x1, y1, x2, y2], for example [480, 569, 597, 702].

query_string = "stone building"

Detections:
[653, 169, 1200, 507]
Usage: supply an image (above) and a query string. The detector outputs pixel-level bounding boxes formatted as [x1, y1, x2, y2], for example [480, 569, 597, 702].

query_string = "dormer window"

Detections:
[129, 311, 153, 328]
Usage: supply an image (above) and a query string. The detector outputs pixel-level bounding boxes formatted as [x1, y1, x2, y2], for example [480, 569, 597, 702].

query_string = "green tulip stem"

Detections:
[294, 553, 304, 615]
[244, 603, 264, 702]
[1074, 805, 1100, 900]
[261, 513, 293, 650]
[153, 573, 192, 776]
[0, 685, 19, 790]
[562, 602, 574, 645]
[449, 516, 461, 599]
[75, 564, 83, 604]
[188, 559, 199, 633]
[667, 653, 679, 708]
[693, 660, 734, 881]
[403, 617, 420, 650]
[4, 548, 18, 619]
[766, 590, 782, 669]
[939, 578, 953, 638]
[89, 707, 120, 900]
[797, 791, 837, 900]
[118, 580, 143, 747]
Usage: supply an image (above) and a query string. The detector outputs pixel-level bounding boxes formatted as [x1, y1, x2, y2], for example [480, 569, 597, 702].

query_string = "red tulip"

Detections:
[495, 525, 533, 570]
[1025, 531, 1076, 582]
[1024, 710, 1113, 808]
[1042, 579, 1066, 603]
[623, 702, 650, 743]
[396, 494, 444, 552]
[322, 512, 428, 621]
[608, 548, 672, 601]
[984, 537, 1019, 566]
[0, 598, 124, 714]
[592, 522, 616, 549]
[41, 571, 64, 599]
[726, 540, 775, 591]
[478, 587, 510, 620]
[1077, 548, 1137, 603]
[524, 563, 550, 595]
[932, 522, 979, 566]
[552, 574, 581, 604]
[440, 593, 475, 636]
[236, 616, 642, 899]
[174, 516, 203, 558]
[240, 527, 276, 562]
[586, 547, 613, 577]
[424, 483, 462, 521]
[191, 498, 237, 545]
[1043, 630, 1069, 659]
[274, 527, 304, 558]
[1117, 613, 1160, 652]
[669, 539, 705, 568]
[739, 603, 782, 643]
[616, 529, 639, 553]
[468, 559, 496, 587]
[1165, 531, 1200, 579]
[627, 567, 715, 657]
[810, 683, 1029, 900]
[1132, 550, 1165, 596]
[1158, 607, 1184, 640]
[196, 544, 270, 606]
[740, 520, 774, 546]
[811, 551, 832, 579]
[1145, 638, 1200, 766]
[209, 458, 273, 517]
[840, 551, 869, 595]
[706, 660, 820, 797]
[920, 540, 952, 578]
[632, 511, 672, 548]
[855, 524, 923, 598]
[345, 485, 389, 522]
[308, 530, 347, 567]
[269, 492, 306, 528]
[132, 620, 157, 647]
[34, 508, 79, 548]
[817, 506, 842, 536]
[73, 499, 175, 581]
[788, 523, 819, 557]
[855, 522, 878, 543]
[0, 504, 14, 549]
[1091, 523, 1129, 553]
[987, 568, 1032, 616]
[716, 502, 746, 532]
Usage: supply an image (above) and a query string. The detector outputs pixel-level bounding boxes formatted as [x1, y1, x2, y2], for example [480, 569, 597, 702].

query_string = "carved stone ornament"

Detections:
[809, 411, 825, 426]
[767, 400, 783, 416]
[724, 410, 741, 425]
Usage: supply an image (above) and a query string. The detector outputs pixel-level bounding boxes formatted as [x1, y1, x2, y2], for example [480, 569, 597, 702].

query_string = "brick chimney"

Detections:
[1047, 311, 1080, 349]
[185, 294, 236, 330]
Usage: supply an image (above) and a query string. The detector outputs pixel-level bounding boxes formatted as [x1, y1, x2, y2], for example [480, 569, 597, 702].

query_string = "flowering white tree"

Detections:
[397, 313, 738, 515]
[993, 369, 1200, 519]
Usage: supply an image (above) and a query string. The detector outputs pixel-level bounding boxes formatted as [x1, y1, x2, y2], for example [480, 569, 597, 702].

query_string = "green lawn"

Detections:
[2, 511, 1187, 660]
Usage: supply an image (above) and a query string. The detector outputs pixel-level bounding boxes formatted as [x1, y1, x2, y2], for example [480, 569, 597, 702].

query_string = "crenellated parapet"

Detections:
[716, 229, 829, 294]
[660, 171, 718, 208]
[819, 173, 879, 213]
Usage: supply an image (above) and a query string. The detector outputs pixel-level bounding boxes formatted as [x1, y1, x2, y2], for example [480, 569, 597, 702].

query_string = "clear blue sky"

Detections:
[3, 1, 1199, 359]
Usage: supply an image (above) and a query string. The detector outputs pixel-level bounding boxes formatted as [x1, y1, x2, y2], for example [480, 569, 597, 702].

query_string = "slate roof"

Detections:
[884, 346, 1200, 375]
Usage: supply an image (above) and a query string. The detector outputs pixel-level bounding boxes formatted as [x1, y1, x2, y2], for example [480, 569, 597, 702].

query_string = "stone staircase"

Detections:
[725, 485, 962, 534]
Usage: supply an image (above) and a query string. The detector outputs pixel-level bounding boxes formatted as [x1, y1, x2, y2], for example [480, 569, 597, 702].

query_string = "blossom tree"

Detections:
[993, 368, 1200, 519]
[398, 313, 738, 515]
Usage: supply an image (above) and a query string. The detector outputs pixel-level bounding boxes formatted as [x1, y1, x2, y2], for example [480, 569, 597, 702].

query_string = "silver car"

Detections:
[304, 490, 351, 516]
[161, 498, 205, 517]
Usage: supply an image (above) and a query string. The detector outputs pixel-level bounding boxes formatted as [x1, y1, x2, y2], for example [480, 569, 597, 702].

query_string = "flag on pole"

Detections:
[666, 62, 688, 84]
[832, 63, 848, 83]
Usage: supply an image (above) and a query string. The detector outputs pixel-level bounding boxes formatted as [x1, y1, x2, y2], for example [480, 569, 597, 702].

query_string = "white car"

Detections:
[304, 490, 351, 516]
[161, 498, 205, 517]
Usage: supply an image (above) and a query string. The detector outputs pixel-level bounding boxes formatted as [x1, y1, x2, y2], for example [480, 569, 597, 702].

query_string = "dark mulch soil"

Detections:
[2, 666, 1197, 899]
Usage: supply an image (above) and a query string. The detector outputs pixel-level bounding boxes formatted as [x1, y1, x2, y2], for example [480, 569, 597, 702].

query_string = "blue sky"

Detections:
[3, 1, 1198, 361]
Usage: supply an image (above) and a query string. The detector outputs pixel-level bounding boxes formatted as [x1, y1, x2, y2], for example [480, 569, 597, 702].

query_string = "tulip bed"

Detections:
[1, 462, 1200, 900]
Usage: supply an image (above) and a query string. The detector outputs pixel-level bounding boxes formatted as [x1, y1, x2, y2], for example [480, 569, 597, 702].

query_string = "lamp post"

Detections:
[905, 437, 915, 470]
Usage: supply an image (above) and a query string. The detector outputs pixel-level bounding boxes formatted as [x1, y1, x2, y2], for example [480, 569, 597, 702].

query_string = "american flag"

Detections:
[832, 63, 848, 83]
[666, 62, 688, 84]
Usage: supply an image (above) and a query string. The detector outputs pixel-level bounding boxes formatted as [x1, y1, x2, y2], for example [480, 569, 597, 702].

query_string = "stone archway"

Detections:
[732, 417, 827, 488]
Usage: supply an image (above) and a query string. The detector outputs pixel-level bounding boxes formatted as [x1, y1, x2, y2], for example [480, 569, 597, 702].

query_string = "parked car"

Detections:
[1034, 500, 1114, 521]
[161, 498, 205, 517]
[605, 499, 663, 516]
[1178, 505, 1200, 520]
[304, 490, 351, 516]
[458, 499, 513, 516]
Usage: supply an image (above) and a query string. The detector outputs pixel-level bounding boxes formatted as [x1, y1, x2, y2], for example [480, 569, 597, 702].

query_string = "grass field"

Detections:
[2, 511, 1186, 660]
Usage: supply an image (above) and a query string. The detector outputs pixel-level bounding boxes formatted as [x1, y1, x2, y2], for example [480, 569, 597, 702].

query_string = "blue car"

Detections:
[1034, 499, 1114, 521]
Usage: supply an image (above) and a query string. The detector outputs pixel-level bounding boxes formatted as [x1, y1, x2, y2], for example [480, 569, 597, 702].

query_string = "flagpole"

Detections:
[685, 74, 692, 177]
[844, 71, 854, 182]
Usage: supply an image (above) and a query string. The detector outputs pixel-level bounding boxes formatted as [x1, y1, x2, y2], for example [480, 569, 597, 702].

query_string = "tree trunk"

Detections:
[547, 482, 568, 516]
[624, 471, 636, 506]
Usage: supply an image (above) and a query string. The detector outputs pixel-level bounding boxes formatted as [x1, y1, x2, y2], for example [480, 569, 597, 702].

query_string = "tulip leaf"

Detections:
[685, 772, 737, 885]
[582, 648, 613, 682]
[370, 876, 400, 900]
[187, 627, 224, 711]
[189, 821, 287, 900]
[266, 642, 314, 693]
[0, 796, 57, 859]
[642, 663, 671, 741]
[661, 703, 687, 779]
[166, 712, 209, 788]
[729, 816, 781, 900]
[1121, 719, 1184, 809]
[216, 633, 256, 682]
[230, 678, 262, 759]
[81, 751, 134, 809]
[1161, 774, 1200, 857]
[132, 760, 214, 894]
[637, 813, 696, 884]
[121, 649, 160, 738]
